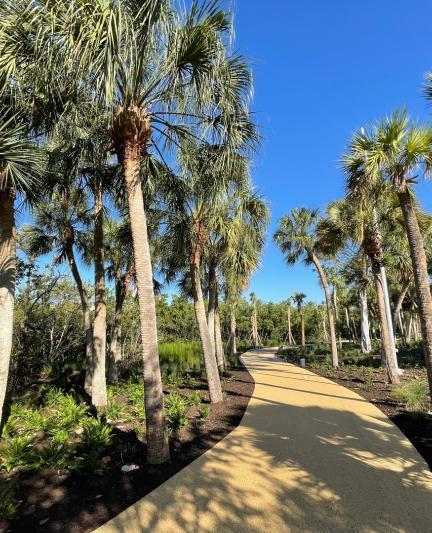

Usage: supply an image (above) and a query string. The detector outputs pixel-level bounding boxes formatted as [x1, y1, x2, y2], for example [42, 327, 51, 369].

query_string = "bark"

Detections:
[0, 190, 15, 429]
[91, 183, 107, 408]
[310, 252, 338, 367]
[190, 259, 223, 403]
[214, 276, 225, 372]
[65, 245, 93, 394]
[287, 305, 295, 345]
[207, 259, 216, 361]
[123, 141, 170, 463]
[333, 287, 342, 349]
[228, 308, 237, 356]
[397, 187, 432, 396]
[108, 276, 126, 383]
[392, 279, 410, 339]
[300, 310, 305, 347]
[359, 287, 372, 354]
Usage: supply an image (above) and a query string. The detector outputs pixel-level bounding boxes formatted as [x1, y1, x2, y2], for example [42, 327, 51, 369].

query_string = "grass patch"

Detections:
[392, 380, 430, 412]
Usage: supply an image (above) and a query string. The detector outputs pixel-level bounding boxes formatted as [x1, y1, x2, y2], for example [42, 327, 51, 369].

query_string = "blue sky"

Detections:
[232, 0, 432, 303]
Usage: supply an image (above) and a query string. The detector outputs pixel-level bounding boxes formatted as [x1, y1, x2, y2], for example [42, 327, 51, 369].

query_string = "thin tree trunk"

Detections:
[108, 276, 126, 383]
[207, 259, 216, 360]
[397, 188, 432, 396]
[214, 276, 225, 372]
[300, 310, 305, 347]
[123, 141, 169, 464]
[228, 307, 237, 356]
[393, 279, 410, 338]
[359, 286, 372, 354]
[373, 268, 400, 384]
[65, 245, 93, 393]
[0, 190, 15, 428]
[287, 305, 295, 345]
[333, 286, 342, 349]
[310, 253, 338, 367]
[91, 183, 107, 408]
[190, 260, 223, 403]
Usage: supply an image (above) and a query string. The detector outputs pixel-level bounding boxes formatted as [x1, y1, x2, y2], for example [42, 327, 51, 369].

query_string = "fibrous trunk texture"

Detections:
[311, 252, 338, 367]
[392, 280, 410, 341]
[91, 184, 107, 408]
[108, 276, 126, 383]
[397, 187, 432, 397]
[0, 190, 15, 429]
[123, 139, 170, 463]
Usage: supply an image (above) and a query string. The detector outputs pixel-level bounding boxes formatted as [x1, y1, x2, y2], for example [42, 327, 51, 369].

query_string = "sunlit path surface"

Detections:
[96, 349, 432, 533]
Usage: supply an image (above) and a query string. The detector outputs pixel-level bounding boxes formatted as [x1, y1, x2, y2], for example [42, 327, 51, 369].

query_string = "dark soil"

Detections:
[0, 363, 254, 533]
[310, 366, 432, 470]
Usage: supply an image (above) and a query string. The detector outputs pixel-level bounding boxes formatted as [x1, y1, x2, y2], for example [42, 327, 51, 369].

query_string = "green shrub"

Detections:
[0, 435, 36, 472]
[72, 452, 105, 475]
[82, 419, 112, 451]
[392, 381, 430, 412]
[0, 481, 20, 519]
[55, 395, 89, 430]
[106, 390, 124, 420]
[185, 391, 201, 407]
[198, 405, 209, 419]
[165, 392, 189, 430]
[37, 442, 70, 469]
[43, 386, 66, 407]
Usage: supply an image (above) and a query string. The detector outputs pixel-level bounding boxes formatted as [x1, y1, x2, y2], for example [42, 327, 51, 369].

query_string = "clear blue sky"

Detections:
[233, 0, 432, 303]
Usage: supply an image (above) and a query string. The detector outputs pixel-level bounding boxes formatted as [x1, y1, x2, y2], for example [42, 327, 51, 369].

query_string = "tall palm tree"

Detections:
[274, 207, 339, 367]
[7, 0, 246, 463]
[345, 113, 432, 391]
[291, 292, 307, 347]
[0, 113, 44, 428]
[321, 195, 400, 383]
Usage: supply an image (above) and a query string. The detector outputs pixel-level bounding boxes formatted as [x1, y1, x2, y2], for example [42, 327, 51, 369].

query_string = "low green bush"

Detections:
[198, 405, 209, 419]
[392, 381, 430, 412]
[184, 390, 201, 407]
[0, 481, 20, 519]
[165, 392, 189, 431]
[0, 435, 36, 472]
[82, 419, 113, 451]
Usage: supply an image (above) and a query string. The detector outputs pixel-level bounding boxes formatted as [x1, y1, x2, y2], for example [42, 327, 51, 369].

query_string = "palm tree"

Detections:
[8, 0, 246, 462]
[291, 292, 307, 347]
[321, 196, 400, 383]
[0, 113, 44, 428]
[249, 292, 260, 348]
[274, 207, 339, 367]
[21, 188, 94, 387]
[283, 299, 296, 345]
[345, 113, 432, 390]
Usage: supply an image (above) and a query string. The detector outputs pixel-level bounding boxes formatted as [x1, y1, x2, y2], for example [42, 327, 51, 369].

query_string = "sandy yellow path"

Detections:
[96, 349, 432, 533]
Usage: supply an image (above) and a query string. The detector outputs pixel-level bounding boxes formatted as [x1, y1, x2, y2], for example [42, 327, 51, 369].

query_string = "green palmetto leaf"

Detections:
[0, 113, 44, 193]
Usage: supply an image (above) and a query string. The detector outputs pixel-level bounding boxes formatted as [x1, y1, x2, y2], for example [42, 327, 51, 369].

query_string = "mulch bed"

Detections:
[0, 363, 254, 533]
[309, 366, 432, 470]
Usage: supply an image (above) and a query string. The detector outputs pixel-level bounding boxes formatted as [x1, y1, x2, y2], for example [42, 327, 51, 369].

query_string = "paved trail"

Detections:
[96, 349, 432, 533]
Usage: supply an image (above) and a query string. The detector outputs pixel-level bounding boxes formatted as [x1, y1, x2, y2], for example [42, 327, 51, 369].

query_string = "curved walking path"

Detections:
[96, 349, 432, 532]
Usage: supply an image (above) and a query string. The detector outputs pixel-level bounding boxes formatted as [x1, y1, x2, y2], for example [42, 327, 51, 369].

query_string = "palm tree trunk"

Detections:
[214, 277, 225, 372]
[397, 188, 432, 395]
[108, 276, 126, 383]
[123, 141, 170, 463]
[359, 286, 372, 354]
[300, 310, 305, 347]
[0, 189, 15, 428]
[228, 307, 237, 356]
[373, 267, 400, 384]
[207, 259, 216, 360]
[393, 279, 410, 338]
[310, 253, 338, 367]
[65, 245, 93, 393]
[190, 259, 223, 403]
[91, 183, 107, 408]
